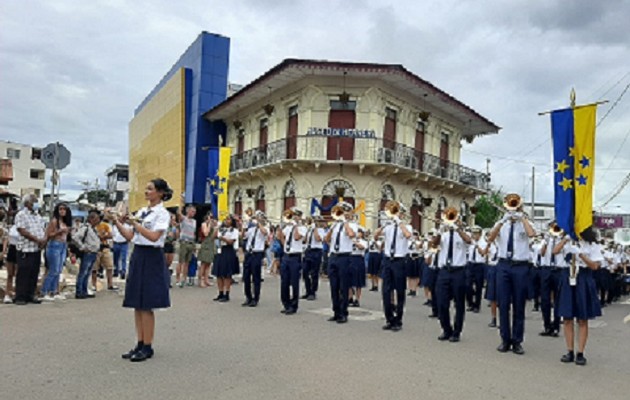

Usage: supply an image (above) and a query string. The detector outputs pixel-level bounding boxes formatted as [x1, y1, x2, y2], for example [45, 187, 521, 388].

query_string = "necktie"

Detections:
[286, 226, 295, 253]
[446, 229, 454, 266]
[550, 238, 556, 266]
[390, 224, 398, 257]
[306, 228, 313, 250]
[472, 243, 477, 262]
[248, 227, 258, 252]
[140, 209, 153, 219]
[334, 223, 342, 252]
[433, 251, 439, 268]
[506, 222, 514, 260]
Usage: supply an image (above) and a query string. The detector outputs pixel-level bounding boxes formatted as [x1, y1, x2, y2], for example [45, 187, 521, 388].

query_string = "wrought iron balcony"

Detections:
[230, 136, 489, 191]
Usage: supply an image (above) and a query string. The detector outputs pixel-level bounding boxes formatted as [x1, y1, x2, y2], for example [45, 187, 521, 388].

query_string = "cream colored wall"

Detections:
[0, 141, 46, 200]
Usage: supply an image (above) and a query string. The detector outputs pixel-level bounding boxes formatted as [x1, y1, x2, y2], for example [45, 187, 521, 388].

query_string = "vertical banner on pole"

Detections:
[217, 146, 232, 220]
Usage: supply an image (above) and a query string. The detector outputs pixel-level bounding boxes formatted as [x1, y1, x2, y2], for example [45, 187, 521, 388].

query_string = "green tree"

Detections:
[77, 189, 109, 205]
[473, 191, 503, 228]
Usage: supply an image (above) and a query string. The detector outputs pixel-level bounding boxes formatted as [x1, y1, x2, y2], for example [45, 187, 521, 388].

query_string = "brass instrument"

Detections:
[503, 193, 523, 212]
[331, 204, 346, 221]
[282, 209, 295, 224]
[441, 206, 459, 228]
[384, 200, 400, 220]
[549, 222, 564, 237]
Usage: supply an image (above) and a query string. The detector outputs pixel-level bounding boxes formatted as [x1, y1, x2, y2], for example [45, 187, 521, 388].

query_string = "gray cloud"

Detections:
[1, 0, 628, 211]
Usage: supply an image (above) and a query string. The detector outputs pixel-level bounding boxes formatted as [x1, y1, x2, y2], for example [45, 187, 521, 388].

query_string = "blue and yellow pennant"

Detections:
[550, 105, 597, 239]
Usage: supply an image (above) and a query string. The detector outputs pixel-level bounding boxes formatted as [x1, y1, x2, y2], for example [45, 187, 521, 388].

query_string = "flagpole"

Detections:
[537, 100, 608, 116]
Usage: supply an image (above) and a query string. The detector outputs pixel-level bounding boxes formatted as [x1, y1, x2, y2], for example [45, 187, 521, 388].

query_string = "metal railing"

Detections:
[230, 136, 489, 190]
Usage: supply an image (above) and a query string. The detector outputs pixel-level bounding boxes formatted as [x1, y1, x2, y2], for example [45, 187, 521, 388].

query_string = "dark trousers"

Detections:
[328, 254, 352, 318]
[280, 255, 302, 311]
[497, 261, 530, 345]
[15, 251, 42, 302]
[531, 268, 541, 307]
[381, 257, 406, 326]
[437, 268, 466, 335]
[466, 262, 485, 309]
[540, 267, 560, 332]
[303, 249, 323, 296]
[243, 252, 264, 302]
[596, 269, 612, 304]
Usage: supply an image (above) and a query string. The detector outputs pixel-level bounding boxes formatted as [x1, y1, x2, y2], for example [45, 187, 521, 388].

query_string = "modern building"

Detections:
[128, 31, 230, 211]
[0, 140, 46, 200]
[105, 164, 129, 205]
[203, 59, 501, 233]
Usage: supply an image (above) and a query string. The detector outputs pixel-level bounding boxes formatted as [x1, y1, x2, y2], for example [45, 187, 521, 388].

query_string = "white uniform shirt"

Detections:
[112, 223, 132, 244]
[304, 227, 325, 250]
[283, 224, 308, 254]
[352, 238, 367, 256]
[217, 228, 239, 251]
[438, 228, 468, 268]
[494, 220, 532, 261]
[601, 250, 614, 270]
[132, 203, 170, 247]
[487, 243, 499, 266]
[368, 239, 383, 253]
[245, 225, 267, 252]
[408, 239, 422, 257]
[468, 239, 487, 263]
[541, 237, 563, 266]
[329, 221, 359, 254]
[577, 242, 604, 268]
[382, 223, 412, 258]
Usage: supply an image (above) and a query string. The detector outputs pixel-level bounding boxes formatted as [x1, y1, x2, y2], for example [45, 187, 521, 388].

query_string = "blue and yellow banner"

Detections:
[208, 147, 231, 221]
[551, 105, 597, 239]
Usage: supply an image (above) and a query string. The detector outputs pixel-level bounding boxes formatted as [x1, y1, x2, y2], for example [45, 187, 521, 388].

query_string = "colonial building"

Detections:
[0, 140, 46, 200]
[203, 59, 500, 233]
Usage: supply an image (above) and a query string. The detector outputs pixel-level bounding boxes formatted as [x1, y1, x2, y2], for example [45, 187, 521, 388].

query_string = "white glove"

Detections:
[393, 217, 401, 225]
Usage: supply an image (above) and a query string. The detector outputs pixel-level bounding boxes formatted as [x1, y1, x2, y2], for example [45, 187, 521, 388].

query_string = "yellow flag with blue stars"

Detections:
[550, 104, 596, 239]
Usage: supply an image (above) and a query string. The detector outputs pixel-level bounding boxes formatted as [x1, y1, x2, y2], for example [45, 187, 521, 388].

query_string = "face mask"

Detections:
[32, 203, 41, 212]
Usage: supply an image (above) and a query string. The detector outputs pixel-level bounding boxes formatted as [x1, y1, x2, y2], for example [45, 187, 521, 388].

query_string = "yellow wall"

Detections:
[129, 69, 186, 211]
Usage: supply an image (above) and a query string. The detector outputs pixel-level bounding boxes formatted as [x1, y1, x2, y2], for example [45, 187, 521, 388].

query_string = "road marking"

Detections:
[308, 307, 384, 321]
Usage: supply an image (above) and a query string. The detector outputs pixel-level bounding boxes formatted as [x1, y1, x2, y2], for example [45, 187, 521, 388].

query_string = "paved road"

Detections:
[1, 275, 629, 400]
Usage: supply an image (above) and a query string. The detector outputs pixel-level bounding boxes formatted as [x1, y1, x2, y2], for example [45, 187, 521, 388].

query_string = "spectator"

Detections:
[74, 210, 101, 299]
[112, 215, 132, 280]
[41, 202, 72, 301]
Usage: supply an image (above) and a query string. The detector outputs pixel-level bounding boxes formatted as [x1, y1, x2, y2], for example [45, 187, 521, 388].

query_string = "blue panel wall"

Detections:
[135, 31, 230, 205]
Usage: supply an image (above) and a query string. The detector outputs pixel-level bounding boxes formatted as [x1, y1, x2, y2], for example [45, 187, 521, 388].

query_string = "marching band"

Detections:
[169, 191, 629, 366]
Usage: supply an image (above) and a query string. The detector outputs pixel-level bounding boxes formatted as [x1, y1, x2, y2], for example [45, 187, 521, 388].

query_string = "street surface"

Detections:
[1, 275, 629, 400]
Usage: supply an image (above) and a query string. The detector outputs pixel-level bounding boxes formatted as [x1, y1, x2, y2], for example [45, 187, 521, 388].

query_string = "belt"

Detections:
[285, 253, 302, 258]
[385, 256, 406, 261]
[99, 245, 111, 251]
[113, 241, 127, 244]
[410, 254, 421, 259]
[306, 248, 323, 252]
[441, 266, 465, 272]
[541, 266, 561, 271]
[330, 252, 350, 257]
[246, 250, 265, 255]
[499, 258, 529, 265]
[135, 244, 162, 249]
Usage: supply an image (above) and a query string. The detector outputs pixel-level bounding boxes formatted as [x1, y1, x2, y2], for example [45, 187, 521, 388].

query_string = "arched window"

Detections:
[233, 189, 243, 216]
[380, 184, 396, 210]
[435, 196, 448, 229]
[283, 180, 297, 210]
[411, 190, 423, 233]
[320, 179, 356, 219]
[255, 185, 265, 212]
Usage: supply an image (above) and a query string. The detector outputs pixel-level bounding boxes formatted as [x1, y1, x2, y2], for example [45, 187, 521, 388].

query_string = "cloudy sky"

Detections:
[1, 0, 629, 212]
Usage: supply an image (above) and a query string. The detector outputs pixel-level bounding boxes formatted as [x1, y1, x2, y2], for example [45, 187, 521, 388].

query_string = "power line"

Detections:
[599, 172, 630, 208]
[597, 83, 630, 127]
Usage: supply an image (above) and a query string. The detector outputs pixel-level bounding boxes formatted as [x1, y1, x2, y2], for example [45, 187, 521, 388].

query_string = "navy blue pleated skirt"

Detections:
[421, 265, 437, 288]
[485, 266, 498, 301]
[406, 256, 422, 278]
[367, 252, 382, 276]
[123, 246, 171, 310]
[557, 268, 602, 320]
[350, 255, 366, 288]
[212, 246, 239, 278]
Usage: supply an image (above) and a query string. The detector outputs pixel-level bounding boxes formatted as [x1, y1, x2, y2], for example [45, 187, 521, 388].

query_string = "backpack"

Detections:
[69, 225, 90, 258]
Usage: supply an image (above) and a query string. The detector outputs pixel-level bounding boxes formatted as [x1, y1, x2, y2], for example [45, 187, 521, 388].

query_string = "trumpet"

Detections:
[282, 209, 296, 224]
[549, 222, 564, 237]
[331, 204, 346, 221]
[384, 200, 400, 220]
[504, 193, 522, 212]
[441, 206, 459, 228]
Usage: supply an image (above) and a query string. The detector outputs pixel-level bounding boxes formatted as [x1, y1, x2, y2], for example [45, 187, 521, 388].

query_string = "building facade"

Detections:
[204, 60, 500, 233]
[128, 31, 230, 211]
[105, 164, 129, 205]
[0, 140, 46, 200]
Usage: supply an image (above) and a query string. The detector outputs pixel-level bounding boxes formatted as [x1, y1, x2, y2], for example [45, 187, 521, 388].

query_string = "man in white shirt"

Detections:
[434, 217, 472, 342]
[374, 203, 412, 331]
[13, 195, 46, 305]
[538, 223, 564, 337]
[241, 211, 269, 307]
[487, 195, 537, 355]
[278, 208, 307, 314]
[466, 226, 486, 313]
[302, 216, 326, 301]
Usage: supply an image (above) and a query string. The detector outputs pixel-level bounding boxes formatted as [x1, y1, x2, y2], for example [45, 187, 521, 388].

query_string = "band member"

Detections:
[529, 236, 543, 312]
[241, 210, 269, 307]
[374, 201, 412, 331]
[367, 232, 383, 291]
[324, 202, 357, 323]
[302, 216, 325, 300]
[485, 232, 499, 327]
[538, 222, 563, 337]
[466, 226, 486, 313]
[556, 231, 603, 366]
[278, 208, 307, 314]
[434, 208, 472, 342]
[115, 178, 172, 362]
[406, 231, 423, 297]
[423, 233, 439, 319]
[212, 215, 239, 302]
[487, 194, 536, 355]
[597, 242, 614, 307]
[349, 228, 367, 307]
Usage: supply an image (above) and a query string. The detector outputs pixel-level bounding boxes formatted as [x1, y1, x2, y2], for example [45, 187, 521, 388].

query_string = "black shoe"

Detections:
[382, 323, 394, 330]
[466, 306, 474, 312]
[218, 296, 229, 303]
[550, 330, 559, 337]
[306, 295, 316, 301]
[14, 299, 27, 305]
[75, 295, 86, 300]
[349, 300, 358, 307]
[575, 353, 587, 366]
[422, 300, 430, 306]
[113, 272, 119, 278]
[407, 291, 413, 297]
[391, 324, 402, 332]
[438, 333, 451, 341]
[539, 329, 553, 337]
[328, 316, 338, 322]
[336, 316, 348, 324]
[130, 349, 150, 362]
[472, 307, 480, 313]
[122, 347, 141, 359]
[354, 301, 360, 308]
[248, 301, 258, 307]
[300, 294, 309, 299]
[281, 309, 288, 314]
[497, 342, 511, 352]
[213, 294, 224, 301]
[561, 351, 575, 363]
[285, 309, 296, 315]
[120, 273, 126, 280]
[488, 319, 497, 328]
[449, 334, 460, 343]
[242, 300, 252, 307]
[428, 314, 438, 318]
[370, 287, 378, 292]
[512, 343, 525, 355]
[29, 298, 42, 304]
[108, 286, 119, 291]
[86, 294, 95, 298]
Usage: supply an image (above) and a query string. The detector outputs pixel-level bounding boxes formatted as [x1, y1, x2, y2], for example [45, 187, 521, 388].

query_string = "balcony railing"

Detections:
[230, 136, 489, 191]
